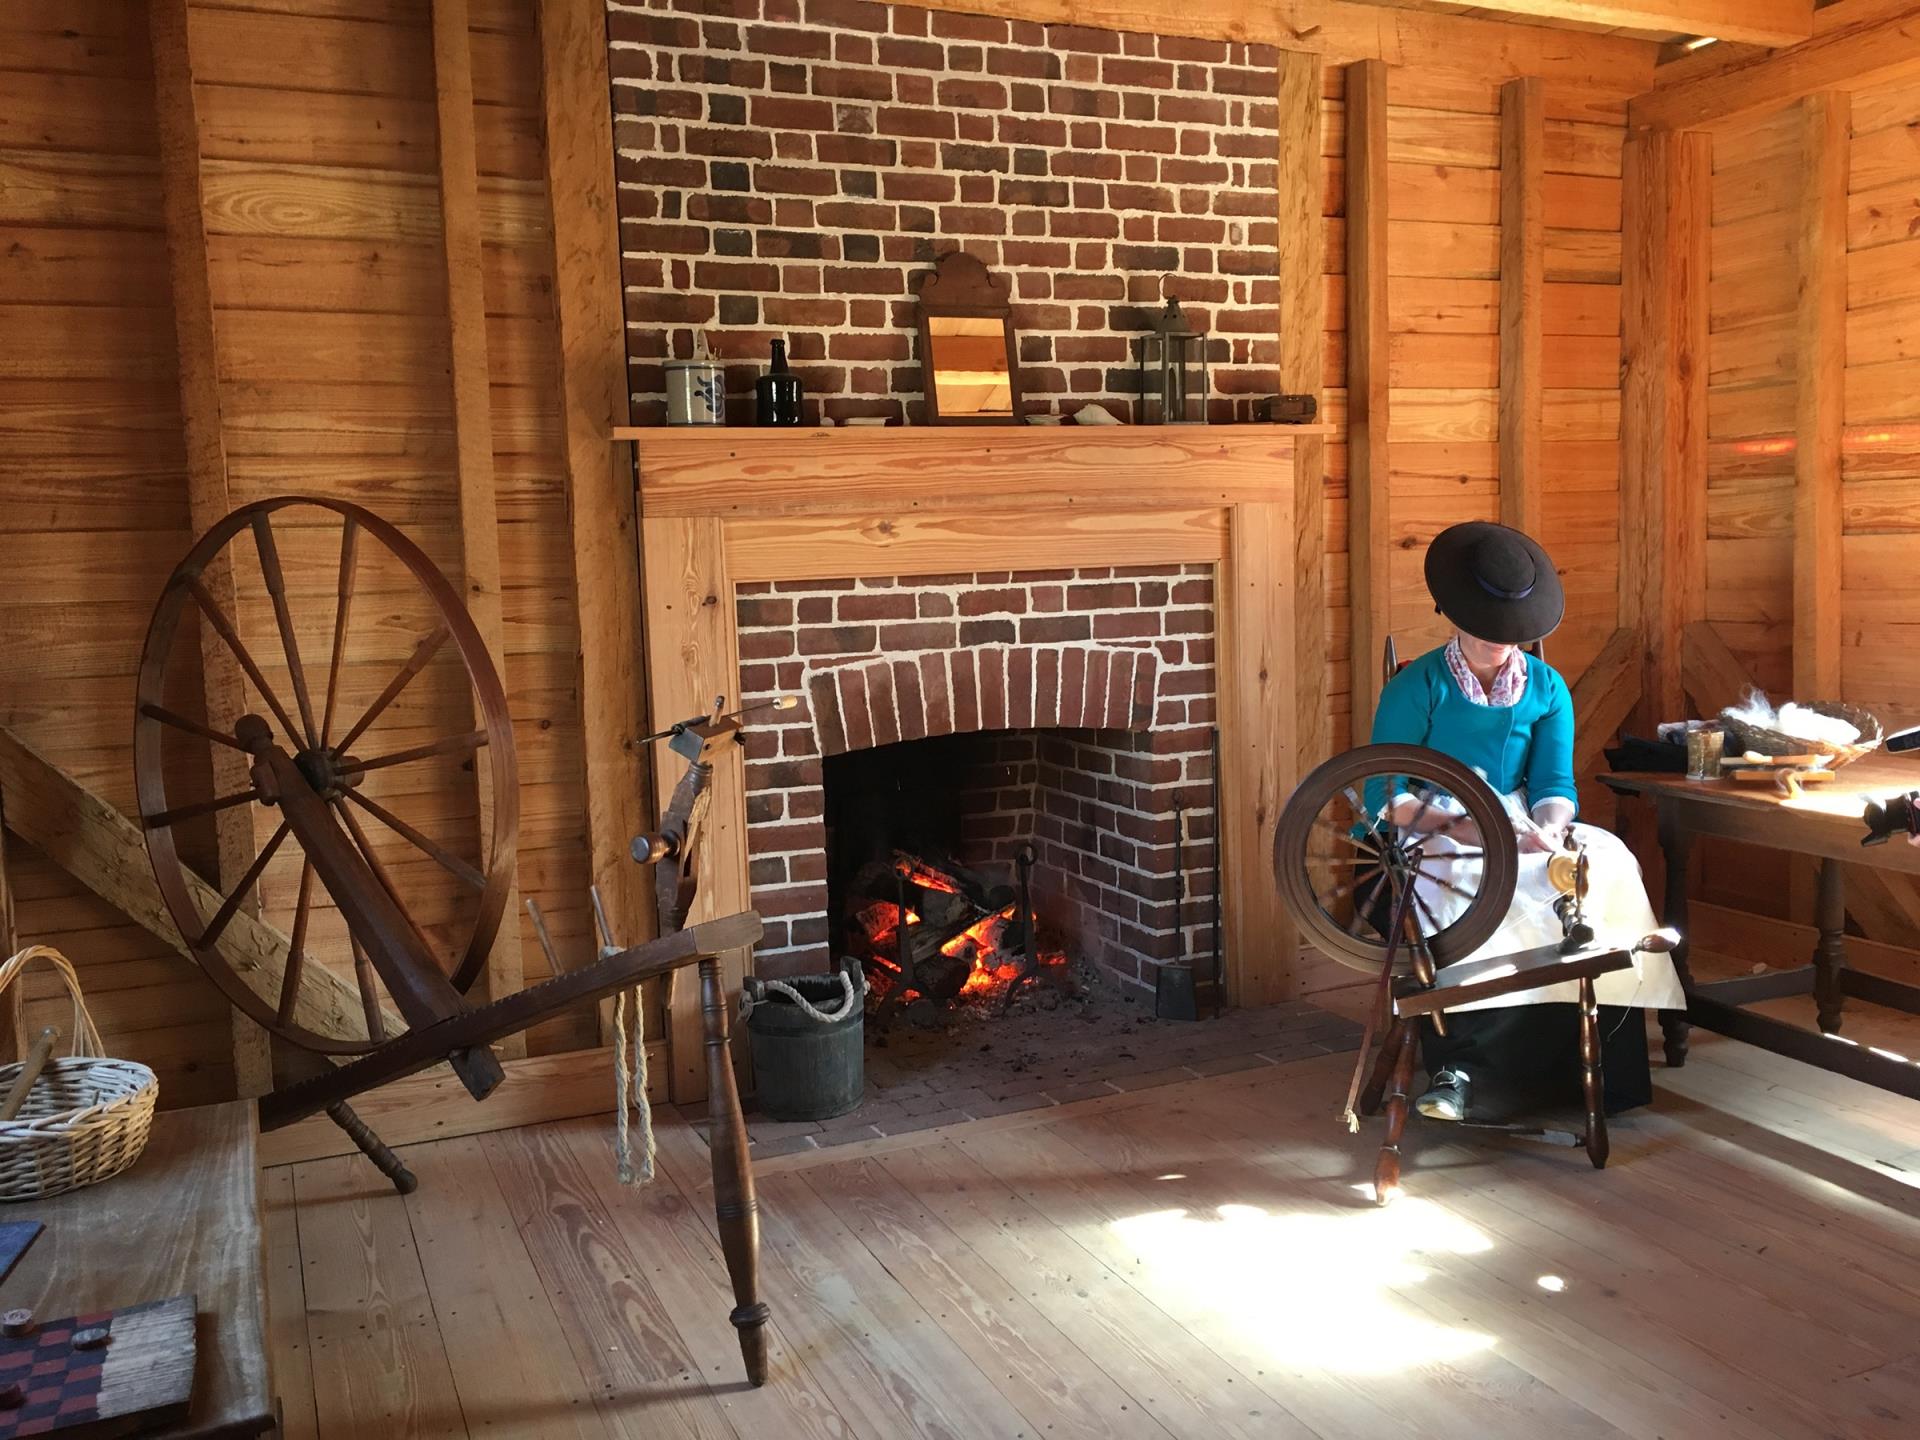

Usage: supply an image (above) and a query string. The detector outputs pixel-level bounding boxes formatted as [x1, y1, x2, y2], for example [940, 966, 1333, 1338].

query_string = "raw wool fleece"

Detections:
[1721, 688, 1862, 748]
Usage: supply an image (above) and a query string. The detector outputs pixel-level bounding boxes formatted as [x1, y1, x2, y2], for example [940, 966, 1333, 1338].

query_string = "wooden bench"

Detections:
[0, 1101, 275, 1438]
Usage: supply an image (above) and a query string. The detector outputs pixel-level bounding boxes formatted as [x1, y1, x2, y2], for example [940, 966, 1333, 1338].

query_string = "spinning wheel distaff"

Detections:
[134, 497, 772, 1385]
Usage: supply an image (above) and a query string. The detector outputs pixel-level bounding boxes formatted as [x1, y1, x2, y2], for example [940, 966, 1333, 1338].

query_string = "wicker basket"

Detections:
[0, 946, 156, 1203]
[1719, 699, 1885, 769]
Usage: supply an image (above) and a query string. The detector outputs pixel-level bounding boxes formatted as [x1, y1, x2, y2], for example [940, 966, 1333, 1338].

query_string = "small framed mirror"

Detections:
[917, 252, 1020, 424]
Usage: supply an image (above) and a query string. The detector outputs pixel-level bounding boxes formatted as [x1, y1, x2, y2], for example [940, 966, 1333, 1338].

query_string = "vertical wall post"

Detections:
[148, 0, 273, 1097]
[1345, 59, 1392, 736]
[1500, 76, 1545, 537]
[1280, 51, 1326, 783]
[536, 0, 662, 1072]
[1794, 91, 1846, 701]
[1620, 127, 1709, 732]
[429, 0, 525, 1051]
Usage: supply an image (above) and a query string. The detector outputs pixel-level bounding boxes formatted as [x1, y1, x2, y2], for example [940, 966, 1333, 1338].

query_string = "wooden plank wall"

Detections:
[1, 0, 1648, 1075]
[0, 0, 626, 1103]
[1321, 66, 1629, 825]
[0, 0, 231, 1101]
[1690, 74, 1920, 944]
[1705, 106, 1800, 711]
[1842, 74, 1920, 728]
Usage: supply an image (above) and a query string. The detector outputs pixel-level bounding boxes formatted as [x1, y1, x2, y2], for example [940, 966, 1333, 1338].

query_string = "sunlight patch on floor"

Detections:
[1109, 1198, 1497, 1373]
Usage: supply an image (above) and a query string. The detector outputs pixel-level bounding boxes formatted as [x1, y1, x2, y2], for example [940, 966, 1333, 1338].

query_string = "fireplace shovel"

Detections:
[1155, 805, 1204, 1021]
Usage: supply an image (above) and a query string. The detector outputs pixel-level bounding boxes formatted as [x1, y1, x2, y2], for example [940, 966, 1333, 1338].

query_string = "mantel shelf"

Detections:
[612, 422, 1333, 441]
[616, 423, 1328, 519]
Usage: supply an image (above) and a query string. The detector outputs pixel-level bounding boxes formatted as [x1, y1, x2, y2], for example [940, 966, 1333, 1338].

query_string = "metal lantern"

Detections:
[1136, 297, 1210, 425]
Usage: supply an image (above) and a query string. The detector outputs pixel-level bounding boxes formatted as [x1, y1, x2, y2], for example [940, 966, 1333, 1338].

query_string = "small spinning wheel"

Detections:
[134, 497, 516, 1057]
[1274, 743, 1518, 978]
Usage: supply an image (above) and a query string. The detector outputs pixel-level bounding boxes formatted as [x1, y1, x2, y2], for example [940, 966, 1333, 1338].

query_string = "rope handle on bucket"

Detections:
[740, 960, 867, 1023]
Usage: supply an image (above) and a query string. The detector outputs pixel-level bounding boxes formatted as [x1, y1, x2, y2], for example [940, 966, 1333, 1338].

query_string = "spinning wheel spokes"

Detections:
[1275, 743, 1518, 974]
[135, 497, 518, 1056]
[334, 624, 451, 755]
[320, 514, 359, 747]
[250, 511, 321, 750]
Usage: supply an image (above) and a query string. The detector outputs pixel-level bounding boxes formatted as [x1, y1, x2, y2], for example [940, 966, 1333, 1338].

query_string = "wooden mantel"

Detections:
[618, 424, 1330, 1100]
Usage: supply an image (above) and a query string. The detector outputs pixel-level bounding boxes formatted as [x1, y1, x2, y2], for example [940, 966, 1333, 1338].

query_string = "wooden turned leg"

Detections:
[325, 1101, 419, 1195]
[1373, 1020, 1417, 1206]
[1356, 1014, 1401, 1118]
[701, 958, 770, 1386]
[1656, 806, 1694, 1068]
[1813, 858, 1848, 1035]
[1578, 978, 1608, 1171]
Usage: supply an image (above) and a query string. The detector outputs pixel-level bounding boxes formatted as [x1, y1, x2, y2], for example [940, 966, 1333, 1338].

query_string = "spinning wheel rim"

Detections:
[1274, 743, 1517, 973]
[135, 496, 519, 1054]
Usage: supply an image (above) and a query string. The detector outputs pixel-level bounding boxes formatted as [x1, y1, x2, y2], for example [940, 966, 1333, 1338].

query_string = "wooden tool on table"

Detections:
[0, 1027, 57, 1122]
[133, 498, 770, 1385]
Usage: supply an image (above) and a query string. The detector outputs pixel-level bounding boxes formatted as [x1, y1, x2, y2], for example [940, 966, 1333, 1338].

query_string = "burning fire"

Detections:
[850, 854, 1068, 1005]
[949, 905, 1020, 994]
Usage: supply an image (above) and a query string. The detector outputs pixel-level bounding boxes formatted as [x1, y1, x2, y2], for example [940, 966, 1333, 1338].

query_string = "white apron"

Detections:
[1411, 790, 1686, 1013]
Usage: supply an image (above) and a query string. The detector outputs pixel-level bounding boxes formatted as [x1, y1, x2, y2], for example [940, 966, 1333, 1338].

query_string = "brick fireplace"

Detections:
[627, 424, 1318, 1063]
[734, 566, 1218, 997]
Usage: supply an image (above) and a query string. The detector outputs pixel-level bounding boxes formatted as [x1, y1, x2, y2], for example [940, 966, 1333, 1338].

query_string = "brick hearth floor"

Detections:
[682, 975, 1364, 1160]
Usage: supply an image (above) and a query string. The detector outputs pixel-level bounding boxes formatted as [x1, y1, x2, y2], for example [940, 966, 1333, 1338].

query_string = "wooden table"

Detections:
[0, 1101, 275, 1438]
[1603, 753, 1920, 1100]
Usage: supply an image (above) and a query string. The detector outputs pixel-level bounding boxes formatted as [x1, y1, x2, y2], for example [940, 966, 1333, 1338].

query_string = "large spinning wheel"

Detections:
[135, 497, 515, 1056]
[132, 496, 772, 1384]
[1274, 743, 1518, 981]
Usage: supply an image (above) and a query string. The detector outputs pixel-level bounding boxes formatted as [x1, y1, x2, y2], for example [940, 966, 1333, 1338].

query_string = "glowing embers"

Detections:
[1108, 1197, 1497, 1374]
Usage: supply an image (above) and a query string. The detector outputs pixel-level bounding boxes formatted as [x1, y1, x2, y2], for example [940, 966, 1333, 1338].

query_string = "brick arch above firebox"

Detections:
[808, 644, 1161, 757]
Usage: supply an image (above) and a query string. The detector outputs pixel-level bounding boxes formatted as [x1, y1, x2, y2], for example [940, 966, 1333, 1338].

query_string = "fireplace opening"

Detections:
[824, 731, 1071, 1020]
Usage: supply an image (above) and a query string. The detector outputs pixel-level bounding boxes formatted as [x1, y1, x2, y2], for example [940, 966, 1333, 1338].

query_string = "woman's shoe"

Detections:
[1415, 1068, 1471, 1121]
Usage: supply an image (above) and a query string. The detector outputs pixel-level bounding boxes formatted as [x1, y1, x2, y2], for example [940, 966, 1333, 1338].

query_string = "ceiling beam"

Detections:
[880, 2, 1661, 94]
[1632, 3, 1920, 131]
[1429, 2, 1813, 48]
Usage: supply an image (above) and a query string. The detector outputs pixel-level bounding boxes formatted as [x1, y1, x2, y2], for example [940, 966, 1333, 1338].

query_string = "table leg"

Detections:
[1656, 803, 1695, 1068]
[1813, 858, 1847, 1035]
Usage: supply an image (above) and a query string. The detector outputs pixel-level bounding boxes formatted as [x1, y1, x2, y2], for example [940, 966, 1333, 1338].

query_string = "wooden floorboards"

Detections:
[268, 1021, 1920, 1439]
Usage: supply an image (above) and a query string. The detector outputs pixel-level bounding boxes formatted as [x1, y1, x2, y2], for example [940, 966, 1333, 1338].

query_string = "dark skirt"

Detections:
[1419, 1001, 1652, 1120]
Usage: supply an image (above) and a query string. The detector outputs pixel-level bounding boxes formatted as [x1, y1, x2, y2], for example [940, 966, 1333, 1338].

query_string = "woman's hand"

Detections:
[1387, 796, 1480, 847]
[1521, 799, 1575, 854]
[1518, 822, 1567, 854]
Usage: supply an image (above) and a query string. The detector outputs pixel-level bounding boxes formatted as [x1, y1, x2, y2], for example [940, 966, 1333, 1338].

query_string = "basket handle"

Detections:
[0, 948, 105, 1060]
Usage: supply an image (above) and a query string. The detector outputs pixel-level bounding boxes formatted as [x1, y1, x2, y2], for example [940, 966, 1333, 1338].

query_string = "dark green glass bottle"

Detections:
[755, 338, 804, 426]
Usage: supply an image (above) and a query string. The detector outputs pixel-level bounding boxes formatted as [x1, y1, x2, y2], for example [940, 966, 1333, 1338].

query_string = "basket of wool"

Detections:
[1719, 689, 1884, 769]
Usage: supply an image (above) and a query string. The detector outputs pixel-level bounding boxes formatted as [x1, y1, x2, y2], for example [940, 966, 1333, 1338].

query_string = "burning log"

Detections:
[845, 847, 1061, 1017]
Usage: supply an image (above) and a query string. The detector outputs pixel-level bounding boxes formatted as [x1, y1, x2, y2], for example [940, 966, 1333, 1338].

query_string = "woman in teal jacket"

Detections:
[1372, 523, 1681, 1122]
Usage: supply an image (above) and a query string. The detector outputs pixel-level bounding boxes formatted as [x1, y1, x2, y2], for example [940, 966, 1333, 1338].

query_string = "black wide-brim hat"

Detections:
[1425, 521, 1565, 645]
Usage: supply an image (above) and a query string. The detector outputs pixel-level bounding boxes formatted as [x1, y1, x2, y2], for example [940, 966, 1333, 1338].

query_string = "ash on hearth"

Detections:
[846, 850, 1070, 1020]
